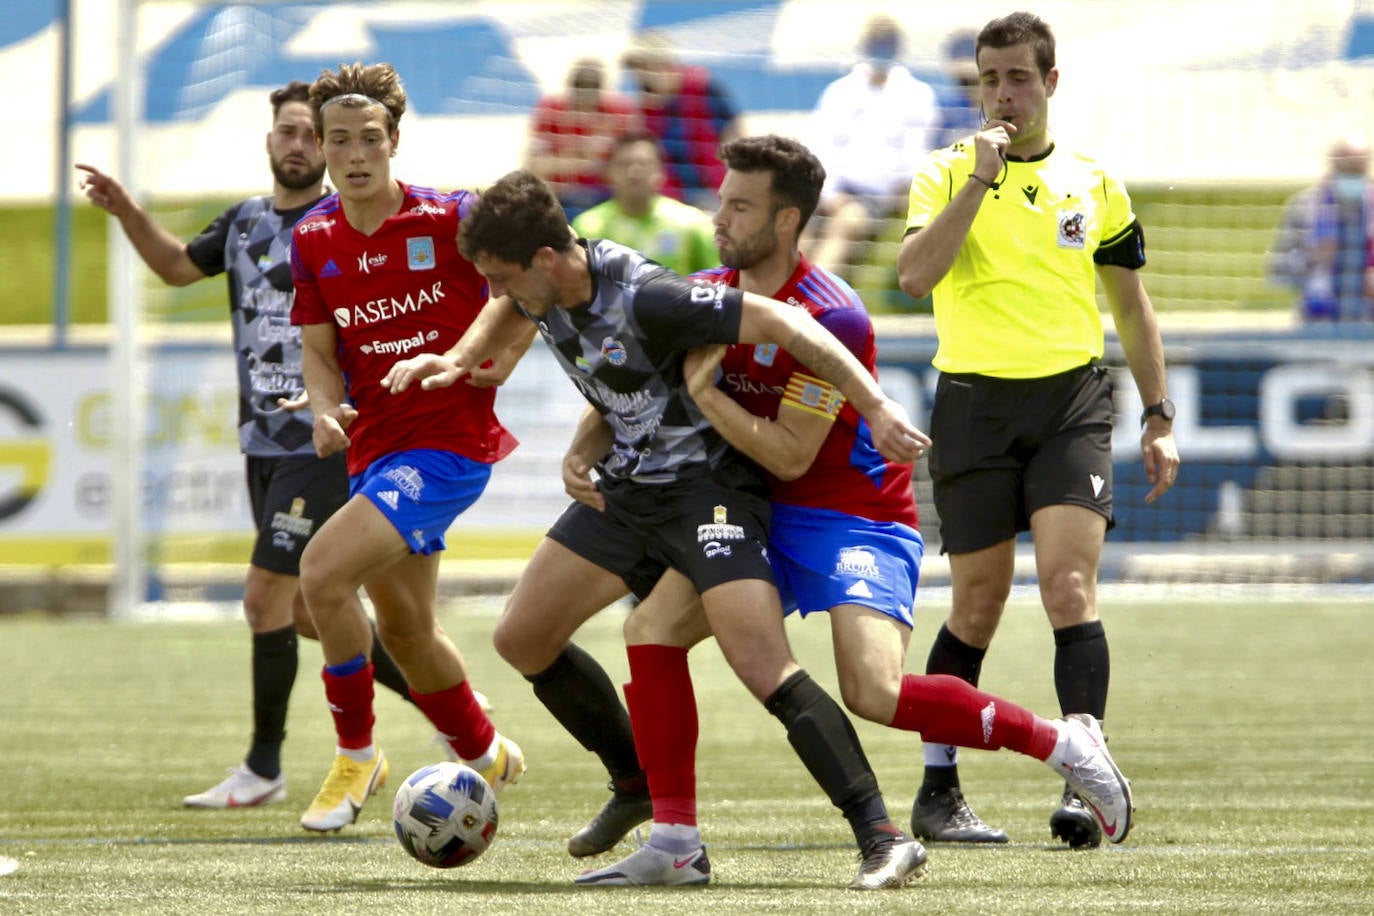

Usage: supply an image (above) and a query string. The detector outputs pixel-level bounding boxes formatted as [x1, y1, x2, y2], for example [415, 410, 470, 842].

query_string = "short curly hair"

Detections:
[309, 62, 407, 136]
[717, 134, 826, 233]
[458, 170, 576, 268]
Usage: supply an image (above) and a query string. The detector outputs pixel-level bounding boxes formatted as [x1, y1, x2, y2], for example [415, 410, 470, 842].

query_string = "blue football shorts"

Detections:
[350, 449, 492, 555]
[768, 502, 923, 628]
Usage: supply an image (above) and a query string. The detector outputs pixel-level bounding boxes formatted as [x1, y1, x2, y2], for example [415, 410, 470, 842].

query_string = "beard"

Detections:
[718, 227, 777, 271]
[271, 155, 326, 191]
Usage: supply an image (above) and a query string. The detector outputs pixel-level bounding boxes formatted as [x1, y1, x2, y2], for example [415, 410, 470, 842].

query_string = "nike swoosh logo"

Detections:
[673, 856, 697, 869]
[1081, 797, 1118, 837]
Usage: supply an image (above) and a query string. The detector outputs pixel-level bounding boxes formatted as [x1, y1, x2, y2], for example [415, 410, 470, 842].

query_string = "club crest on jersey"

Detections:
[1057, 211, 1087, 249]
[407, 236, 436, 271]
[753, 344, 778, 366]
[601, 337, 628, 366]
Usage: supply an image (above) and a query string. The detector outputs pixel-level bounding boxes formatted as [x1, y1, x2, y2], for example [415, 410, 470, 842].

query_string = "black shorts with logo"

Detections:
[929, 360, 1115, 555]
[546, 458, 774, 600]
[245, 452, 350, 575]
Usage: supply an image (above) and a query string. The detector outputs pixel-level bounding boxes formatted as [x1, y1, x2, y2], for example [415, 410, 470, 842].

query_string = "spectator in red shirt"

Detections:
[622, 32, 739, 211]
[526, 58, 640, 220]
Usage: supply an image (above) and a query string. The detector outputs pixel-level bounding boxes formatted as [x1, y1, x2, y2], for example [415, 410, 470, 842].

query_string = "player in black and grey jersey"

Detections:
[383, 170, 931, 890]
[77, 81, 429, 811]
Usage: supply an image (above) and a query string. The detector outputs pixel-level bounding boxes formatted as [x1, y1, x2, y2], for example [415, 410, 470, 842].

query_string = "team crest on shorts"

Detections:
[753, 344, 778, 366]
[407, 236, 436, 270]
[1057, 211, 1086, 249]
[697, 505, 745, 558]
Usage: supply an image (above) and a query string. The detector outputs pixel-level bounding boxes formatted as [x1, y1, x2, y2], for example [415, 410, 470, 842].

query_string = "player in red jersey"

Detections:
[288, 62, 527, 833]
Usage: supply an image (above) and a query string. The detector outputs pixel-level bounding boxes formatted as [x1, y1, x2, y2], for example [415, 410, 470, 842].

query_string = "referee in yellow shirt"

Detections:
[897, 11, 1180, 848]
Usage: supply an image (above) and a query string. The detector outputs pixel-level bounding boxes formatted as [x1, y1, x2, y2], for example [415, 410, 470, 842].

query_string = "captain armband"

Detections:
[1093, 219, 1147, 270]
[782, 371, 845, 419]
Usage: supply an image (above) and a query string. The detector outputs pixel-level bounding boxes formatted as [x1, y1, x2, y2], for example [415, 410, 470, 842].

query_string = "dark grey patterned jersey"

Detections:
[186, 194, 324, 457]
[519, 238, 746, 484]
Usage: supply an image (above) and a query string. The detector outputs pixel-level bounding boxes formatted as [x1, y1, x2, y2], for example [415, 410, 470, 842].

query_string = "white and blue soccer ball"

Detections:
[392, 762, 499, 868]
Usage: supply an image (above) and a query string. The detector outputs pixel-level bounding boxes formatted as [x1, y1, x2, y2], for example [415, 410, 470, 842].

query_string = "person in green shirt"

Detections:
[572, 132, 717, 276]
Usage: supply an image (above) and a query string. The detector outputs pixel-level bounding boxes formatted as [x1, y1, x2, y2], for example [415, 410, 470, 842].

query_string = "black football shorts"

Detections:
[245, 452, 350, 575]
[928, 360, 1115, 555]
[546, 459, 773, 600]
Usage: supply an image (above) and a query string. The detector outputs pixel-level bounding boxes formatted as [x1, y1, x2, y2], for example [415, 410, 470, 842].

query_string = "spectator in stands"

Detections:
[571, 132, 716, 275]
[804, 14, 940, 281]
[1269, 135, 1374, 322]
[622, 31, 739, 211]
[935, 29, 983, 146]
[526, 58, 640, 220]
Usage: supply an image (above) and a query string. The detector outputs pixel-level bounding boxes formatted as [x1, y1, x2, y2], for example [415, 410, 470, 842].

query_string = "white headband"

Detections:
[319, 93, 385, 114]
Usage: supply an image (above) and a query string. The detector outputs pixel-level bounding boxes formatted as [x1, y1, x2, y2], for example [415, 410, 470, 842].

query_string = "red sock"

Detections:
[321, 663, 376, 750]
[890, 673, 1059, 761]
[410, 680, 496, 761]
[625, 644, 697, 826]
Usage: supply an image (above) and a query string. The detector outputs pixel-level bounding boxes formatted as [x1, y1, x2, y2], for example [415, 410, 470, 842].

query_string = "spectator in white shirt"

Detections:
[806, 15, 940, 280]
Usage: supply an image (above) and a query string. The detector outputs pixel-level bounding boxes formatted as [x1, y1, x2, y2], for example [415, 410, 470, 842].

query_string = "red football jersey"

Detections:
[290, 182, 517, 475]
[700, 256, 916, 526]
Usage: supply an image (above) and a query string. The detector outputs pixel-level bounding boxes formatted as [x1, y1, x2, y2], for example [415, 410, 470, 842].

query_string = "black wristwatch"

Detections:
[1140, 397, 1175, 425]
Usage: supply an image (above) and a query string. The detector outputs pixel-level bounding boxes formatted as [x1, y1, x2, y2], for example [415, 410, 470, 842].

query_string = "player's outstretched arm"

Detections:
[1099, 263, 1180, 504]
[466, 321, 540, 388]
[683, 344, 831, 480]
[75, 163, 206, 287]
[383, 297, 531, 393]
[734, 293, 929, 465]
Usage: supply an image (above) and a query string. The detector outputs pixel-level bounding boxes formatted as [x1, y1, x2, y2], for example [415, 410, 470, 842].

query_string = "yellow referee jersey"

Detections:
[906, 140, 1137, 378]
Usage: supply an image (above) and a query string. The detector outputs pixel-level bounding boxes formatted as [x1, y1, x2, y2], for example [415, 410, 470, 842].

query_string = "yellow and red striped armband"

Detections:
[781, 371, 845, 419]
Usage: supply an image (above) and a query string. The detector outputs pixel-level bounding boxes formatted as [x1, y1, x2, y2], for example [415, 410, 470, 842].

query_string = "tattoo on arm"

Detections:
[783, 328, 854, 391]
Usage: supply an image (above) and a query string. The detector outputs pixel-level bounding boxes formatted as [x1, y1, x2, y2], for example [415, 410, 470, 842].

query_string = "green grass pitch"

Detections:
[2, 594, 1371, 914]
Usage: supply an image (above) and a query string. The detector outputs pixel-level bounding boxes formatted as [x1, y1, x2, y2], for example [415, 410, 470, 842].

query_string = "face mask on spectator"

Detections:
[863, 35, 899, 70]
[1332, 174, 1368, 201]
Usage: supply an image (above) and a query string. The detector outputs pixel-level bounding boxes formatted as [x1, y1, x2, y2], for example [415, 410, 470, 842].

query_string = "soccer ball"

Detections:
[392, 762, 499, 868]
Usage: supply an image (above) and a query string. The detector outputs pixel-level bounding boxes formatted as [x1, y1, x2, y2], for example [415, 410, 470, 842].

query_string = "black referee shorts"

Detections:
[245, 452, 350, 575]
[928, 360, 1115, 555]
[546, 460, 774, 600]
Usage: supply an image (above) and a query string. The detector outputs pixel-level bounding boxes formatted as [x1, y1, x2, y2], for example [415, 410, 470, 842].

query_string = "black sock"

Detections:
[1053, 620, 1109, 719]
[369, 621, 415, 705]
[526, 644, 642, 787]
[918, 624, 988, 800]
[246, 624, 297, 780]
[764, 670, 894, 853]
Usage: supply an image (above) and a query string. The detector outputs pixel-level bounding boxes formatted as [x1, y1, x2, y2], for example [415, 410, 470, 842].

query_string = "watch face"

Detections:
[1142, 398, 1175, 424]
